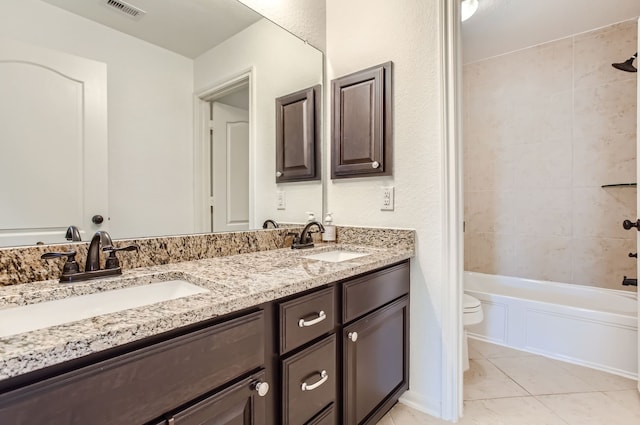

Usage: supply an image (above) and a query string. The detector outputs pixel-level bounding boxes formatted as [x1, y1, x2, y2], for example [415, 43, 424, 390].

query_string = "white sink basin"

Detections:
[301, 250, 370, 263]
[0, 280, 209, 338]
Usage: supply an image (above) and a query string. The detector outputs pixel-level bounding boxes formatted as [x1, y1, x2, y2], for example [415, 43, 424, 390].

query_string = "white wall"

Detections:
[326, 0, 447, 416]
[1, 0, 194, 240]
[239, 0, 326, 51]
[195, 19, 324, 225]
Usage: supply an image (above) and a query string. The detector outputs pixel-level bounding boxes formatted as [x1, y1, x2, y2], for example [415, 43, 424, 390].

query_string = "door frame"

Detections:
[440, 0, 464, 420]
[636, 16, 639, 394]
[193, 68, 255, 233]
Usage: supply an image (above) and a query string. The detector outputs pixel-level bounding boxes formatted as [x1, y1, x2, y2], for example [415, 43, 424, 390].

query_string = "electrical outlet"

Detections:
[381, 186, 394, 211]
[277, 191, 286, 210]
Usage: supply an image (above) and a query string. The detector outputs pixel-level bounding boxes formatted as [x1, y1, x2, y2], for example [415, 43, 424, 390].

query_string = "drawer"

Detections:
[280, 286, 335, 354]
[343, 261, 409, 323]
[0, 311, 265, 425]
[282, 334, 336, 425]
[307, 403, 336, 425]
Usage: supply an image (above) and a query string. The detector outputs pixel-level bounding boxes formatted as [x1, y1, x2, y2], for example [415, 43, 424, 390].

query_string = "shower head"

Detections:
[612, 52, 637, 73]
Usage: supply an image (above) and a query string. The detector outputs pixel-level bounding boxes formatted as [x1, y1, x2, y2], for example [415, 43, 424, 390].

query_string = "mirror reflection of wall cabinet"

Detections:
[275, 85, 321, 183]
[331, 62, 393, 179]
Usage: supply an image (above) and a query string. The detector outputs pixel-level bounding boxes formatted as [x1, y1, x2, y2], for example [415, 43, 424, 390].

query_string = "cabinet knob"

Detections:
[252, 381, 269, 397]
[348, 331, 358, 342]
[276, 171, 283, 177]
[371, 161, 380, 169]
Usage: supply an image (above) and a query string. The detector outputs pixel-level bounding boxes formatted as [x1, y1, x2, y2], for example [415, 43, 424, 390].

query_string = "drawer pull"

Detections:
[298, 310, 326, 328]
[348, 331, 358, 342]
[300, 370, 328, 391]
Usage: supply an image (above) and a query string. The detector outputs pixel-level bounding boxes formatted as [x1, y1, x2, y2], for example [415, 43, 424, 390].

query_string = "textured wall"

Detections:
[464, 20, 638, 290]
[238, 0, 326, 51]
[194, 18, 323, 226]
[326, 0, 446, 415]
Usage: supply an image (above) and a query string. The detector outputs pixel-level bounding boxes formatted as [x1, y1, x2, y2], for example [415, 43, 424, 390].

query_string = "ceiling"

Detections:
[462, 0, 640, 63]
[40, 0, 262, 58]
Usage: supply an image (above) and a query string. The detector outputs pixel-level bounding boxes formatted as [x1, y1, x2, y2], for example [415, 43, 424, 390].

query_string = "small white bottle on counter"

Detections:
[306, 211, 316, 223]
[322, 212, 336, 242]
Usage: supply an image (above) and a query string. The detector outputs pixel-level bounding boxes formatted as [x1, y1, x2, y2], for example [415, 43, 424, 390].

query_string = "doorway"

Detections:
[194, 72, 253, 233]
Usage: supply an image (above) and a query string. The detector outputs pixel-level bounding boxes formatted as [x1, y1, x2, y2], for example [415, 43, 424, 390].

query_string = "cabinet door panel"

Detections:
[343, 296, 409, 425]
[167, 371, 267, 425]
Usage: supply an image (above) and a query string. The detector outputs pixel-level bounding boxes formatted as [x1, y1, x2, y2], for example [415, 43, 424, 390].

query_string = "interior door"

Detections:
[0, 38, 108, 246]
[637, 16, 640, 394]
[210, 102, 249, 232]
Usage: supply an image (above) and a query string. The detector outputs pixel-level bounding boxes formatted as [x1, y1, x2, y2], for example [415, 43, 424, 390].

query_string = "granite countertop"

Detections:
[0, 243, 413, 381]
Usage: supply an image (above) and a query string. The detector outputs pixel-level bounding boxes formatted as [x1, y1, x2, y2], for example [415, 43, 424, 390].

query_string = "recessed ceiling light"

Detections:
[461, 0, 479, 22]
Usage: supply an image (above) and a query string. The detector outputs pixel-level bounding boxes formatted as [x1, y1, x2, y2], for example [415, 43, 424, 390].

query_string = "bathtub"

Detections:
[464, 271, 638, 379]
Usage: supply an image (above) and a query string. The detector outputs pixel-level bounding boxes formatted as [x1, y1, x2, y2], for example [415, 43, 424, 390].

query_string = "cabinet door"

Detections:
[343, 296, 409, 425]
[165, 371, 268, 425]
[331, 62, 392, 179]
[275, 85, 320, 182]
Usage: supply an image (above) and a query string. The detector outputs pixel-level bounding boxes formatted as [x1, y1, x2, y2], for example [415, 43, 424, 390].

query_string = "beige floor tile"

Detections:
[376, 412, 396, 425]
[468, 338, 535, 359]
[460, 396, 568, 425]
[387, 403, 450, 425]
[536, 392, 640, 425]
[464, 359, 529, 400]
[556, 362, 637, 392]
[602, 390, 640, 414]
[488, 356, 596, 395]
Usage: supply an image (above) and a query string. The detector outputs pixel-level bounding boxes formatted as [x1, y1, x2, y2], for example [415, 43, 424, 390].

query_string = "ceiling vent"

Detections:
[102, 0, 146, 20]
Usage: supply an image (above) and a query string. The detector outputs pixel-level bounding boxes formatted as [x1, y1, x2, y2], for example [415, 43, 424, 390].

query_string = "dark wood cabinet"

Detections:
[161, 371, 268, 425]
[0, 311, 266, 425]
[331, 62, 392, 179]
[281, 335, 337, 425]
[343, 296, 409, 425]
[275, 85, 321, 183]
[0, 261, 409, 425]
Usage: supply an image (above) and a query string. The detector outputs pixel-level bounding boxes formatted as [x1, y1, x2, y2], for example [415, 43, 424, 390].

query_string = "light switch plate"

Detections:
[277, 191, 286, 210]
[381, 186, 394, 211]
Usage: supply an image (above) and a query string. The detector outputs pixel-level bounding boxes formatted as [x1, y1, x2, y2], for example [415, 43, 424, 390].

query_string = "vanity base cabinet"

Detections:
[0, 260, 410, 425]
[0, 311, 266, 425]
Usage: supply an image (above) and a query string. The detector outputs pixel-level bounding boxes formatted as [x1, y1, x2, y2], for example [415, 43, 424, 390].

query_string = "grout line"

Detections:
[486, 357, 534, 396]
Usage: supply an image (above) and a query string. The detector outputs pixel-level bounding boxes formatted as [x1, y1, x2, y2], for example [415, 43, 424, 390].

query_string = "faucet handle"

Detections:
[103, 244, 140, 269]
[41, 251, 80, 276]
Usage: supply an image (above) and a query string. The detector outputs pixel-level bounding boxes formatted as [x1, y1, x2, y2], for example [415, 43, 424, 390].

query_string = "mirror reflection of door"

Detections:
[0, 39, 108, 246]
[209, 95, 249, 232]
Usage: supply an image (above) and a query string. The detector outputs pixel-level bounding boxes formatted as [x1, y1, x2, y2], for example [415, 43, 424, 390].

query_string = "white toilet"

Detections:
[463, 293, 484, 371]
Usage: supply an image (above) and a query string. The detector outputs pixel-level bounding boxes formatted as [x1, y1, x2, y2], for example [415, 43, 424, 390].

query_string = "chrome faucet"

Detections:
[41, 230, 139, 283]
[262, 219, 279, 229]
[291, 221, 325, 249]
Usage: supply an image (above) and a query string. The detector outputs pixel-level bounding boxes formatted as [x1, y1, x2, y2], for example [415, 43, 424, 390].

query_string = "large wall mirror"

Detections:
[0, 0, 323, 248]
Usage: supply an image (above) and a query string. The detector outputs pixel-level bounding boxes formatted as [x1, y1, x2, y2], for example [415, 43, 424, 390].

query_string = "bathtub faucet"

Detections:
[621, 276, 637, 286]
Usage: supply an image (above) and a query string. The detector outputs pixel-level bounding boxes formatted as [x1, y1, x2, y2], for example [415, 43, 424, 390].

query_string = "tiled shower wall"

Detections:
[463, 20, 638, 290]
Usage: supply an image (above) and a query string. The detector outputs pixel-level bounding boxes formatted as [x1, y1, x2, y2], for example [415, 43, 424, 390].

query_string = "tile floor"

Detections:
[377, 338, 640, 424]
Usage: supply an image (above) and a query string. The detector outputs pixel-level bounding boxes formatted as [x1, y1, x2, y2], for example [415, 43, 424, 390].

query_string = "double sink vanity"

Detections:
[0, 227, 414, 425]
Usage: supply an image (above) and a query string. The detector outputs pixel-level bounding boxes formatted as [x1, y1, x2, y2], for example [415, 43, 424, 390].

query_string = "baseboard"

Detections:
[398, 390, 442, 419]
